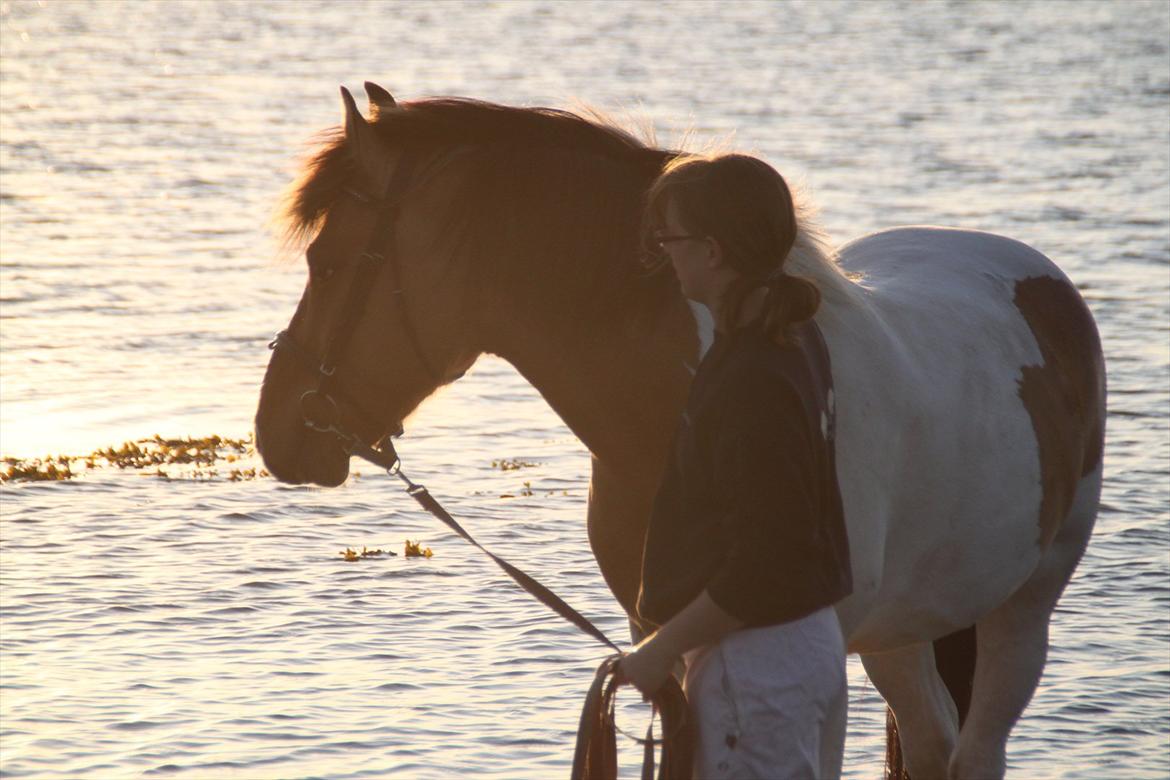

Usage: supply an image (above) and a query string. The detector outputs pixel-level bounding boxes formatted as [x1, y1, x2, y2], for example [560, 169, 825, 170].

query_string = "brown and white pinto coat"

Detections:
[255, 85, 1105, 780]
[786, 225, 1105, 778]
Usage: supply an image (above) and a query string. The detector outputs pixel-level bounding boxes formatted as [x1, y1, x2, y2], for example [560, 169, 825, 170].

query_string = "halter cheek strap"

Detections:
[270, 152, 442, 448]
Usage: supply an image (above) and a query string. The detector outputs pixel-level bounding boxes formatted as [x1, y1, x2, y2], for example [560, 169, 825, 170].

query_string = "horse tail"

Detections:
[884, 625, 977, 779]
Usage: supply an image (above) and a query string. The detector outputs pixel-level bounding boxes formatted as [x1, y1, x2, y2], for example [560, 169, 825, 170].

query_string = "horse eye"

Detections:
[306, 247, 336, 283]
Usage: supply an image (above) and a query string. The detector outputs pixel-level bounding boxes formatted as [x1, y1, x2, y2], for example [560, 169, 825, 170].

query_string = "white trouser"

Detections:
[683, 606, 847, 780]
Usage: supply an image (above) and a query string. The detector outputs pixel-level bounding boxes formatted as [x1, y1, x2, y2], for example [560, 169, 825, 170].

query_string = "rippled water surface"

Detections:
[2, 1, 1168, 778]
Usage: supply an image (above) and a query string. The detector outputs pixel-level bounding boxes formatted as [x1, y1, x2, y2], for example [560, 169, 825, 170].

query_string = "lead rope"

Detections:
[341, 434, 692, 779]
[570, 656, 693, 780]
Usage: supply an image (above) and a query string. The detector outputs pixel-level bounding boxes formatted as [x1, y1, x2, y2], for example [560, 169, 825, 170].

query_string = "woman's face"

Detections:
[658, 199, 718, 303]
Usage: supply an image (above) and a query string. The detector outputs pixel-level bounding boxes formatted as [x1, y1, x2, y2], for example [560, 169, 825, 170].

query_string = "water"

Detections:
[2, 1, 1168, 777]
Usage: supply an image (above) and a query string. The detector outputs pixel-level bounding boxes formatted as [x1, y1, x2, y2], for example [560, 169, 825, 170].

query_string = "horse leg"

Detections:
[948, 469, 1101, 779]
[862, 643, 960, 778]
[931, 626, 976, 725]
[585, 456, 656, 641]
[882, 626, 977, 780]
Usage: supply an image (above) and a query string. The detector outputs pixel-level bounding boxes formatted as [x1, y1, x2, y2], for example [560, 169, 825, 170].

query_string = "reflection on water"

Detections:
[2, 1, 1168, 778]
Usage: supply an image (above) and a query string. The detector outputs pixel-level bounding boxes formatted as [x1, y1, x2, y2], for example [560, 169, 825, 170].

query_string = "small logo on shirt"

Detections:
[821, 388, 836, 441]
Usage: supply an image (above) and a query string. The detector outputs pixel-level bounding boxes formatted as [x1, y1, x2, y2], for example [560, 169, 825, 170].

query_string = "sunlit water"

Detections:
[1, 1, 1168, 778]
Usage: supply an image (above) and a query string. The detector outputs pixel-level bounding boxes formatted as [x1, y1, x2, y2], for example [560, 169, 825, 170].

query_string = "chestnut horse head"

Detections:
[255, 83, 675, 485]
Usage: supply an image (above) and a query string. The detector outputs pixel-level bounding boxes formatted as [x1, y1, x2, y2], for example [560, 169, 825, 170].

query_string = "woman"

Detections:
[618, 153, 853, 779]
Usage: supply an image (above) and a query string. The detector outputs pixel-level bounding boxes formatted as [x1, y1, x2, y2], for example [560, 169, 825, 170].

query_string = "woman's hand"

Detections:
[618, 591, 742, 697]
[616, 637, 677, 698]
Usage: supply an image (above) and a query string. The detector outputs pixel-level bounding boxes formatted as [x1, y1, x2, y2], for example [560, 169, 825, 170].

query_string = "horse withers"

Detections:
[255, 83, 1105, 779]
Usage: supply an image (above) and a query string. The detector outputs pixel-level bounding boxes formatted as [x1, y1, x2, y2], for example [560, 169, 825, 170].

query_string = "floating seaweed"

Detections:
[1, 434, 267, 483]
[499, 480, 535, 499]
[340, 546, 397, 562]
[101, 435, 251, 470]
[491, 457, 538, 471]
[0, 458, 73, 482]
[404, 539, 434, 558]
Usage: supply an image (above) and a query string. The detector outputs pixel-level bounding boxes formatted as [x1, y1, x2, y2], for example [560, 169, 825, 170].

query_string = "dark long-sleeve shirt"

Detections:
[637, 320, 852, 628]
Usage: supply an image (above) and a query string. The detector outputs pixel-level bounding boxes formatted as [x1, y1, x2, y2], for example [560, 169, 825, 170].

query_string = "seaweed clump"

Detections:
[1, 434, 266, 483]
[339, 546, 397, 562]
[99, 435, 250, 469]
[1, 456, 74, 482]
[491, 457, 538, 471]
[338, 541, 433, 561]
[404, 539, 434, 558]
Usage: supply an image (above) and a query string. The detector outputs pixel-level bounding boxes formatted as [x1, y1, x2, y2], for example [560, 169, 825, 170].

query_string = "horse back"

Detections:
[823, 227, 1105, 646]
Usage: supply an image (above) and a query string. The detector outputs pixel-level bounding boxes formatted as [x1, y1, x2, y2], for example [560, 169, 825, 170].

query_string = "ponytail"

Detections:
[760, 272, 820, 342]
[720, 268, 820, 342]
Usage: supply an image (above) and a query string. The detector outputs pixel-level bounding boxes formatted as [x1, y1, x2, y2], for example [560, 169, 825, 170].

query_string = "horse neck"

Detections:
[485, 280, 698, 484]
[423, 143, 692, 479]
[470, 234, 858, 481]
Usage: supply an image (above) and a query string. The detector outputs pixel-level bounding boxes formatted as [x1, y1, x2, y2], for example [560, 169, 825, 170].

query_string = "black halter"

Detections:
[269, 153, 434, 468]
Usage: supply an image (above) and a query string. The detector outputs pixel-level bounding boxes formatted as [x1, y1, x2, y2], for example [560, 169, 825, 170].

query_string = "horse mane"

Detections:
[784, 184, 863, 307]
[275, 97, 856, 329]
[278, 98, 667, 249]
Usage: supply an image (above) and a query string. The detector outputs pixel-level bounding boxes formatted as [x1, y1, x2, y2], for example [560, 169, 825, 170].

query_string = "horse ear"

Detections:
[341, 85, 370, 141]
[340, 85, 391, 188]
[364, 81, 397, 116]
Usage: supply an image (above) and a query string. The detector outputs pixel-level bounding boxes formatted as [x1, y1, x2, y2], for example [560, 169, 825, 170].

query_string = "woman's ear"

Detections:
[706, 237, 724, 269]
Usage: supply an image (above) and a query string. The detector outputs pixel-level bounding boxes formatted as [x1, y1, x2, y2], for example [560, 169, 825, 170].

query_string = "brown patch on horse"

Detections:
[1014, 275, 1105, 548]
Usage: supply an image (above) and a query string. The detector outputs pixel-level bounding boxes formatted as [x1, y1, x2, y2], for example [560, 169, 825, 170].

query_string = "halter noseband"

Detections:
[268, 153, 438, 467]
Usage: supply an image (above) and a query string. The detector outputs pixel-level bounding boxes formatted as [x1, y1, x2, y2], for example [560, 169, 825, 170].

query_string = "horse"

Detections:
[254, 83, 1106, 779]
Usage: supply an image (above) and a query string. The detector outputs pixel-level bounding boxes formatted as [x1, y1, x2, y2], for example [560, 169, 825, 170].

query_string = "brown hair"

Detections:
[643, 153, 820, 340]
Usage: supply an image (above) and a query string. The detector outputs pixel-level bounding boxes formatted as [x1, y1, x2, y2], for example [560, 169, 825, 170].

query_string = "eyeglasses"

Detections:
[640, 232, 709, 272]
[653, 233, 707, 251]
